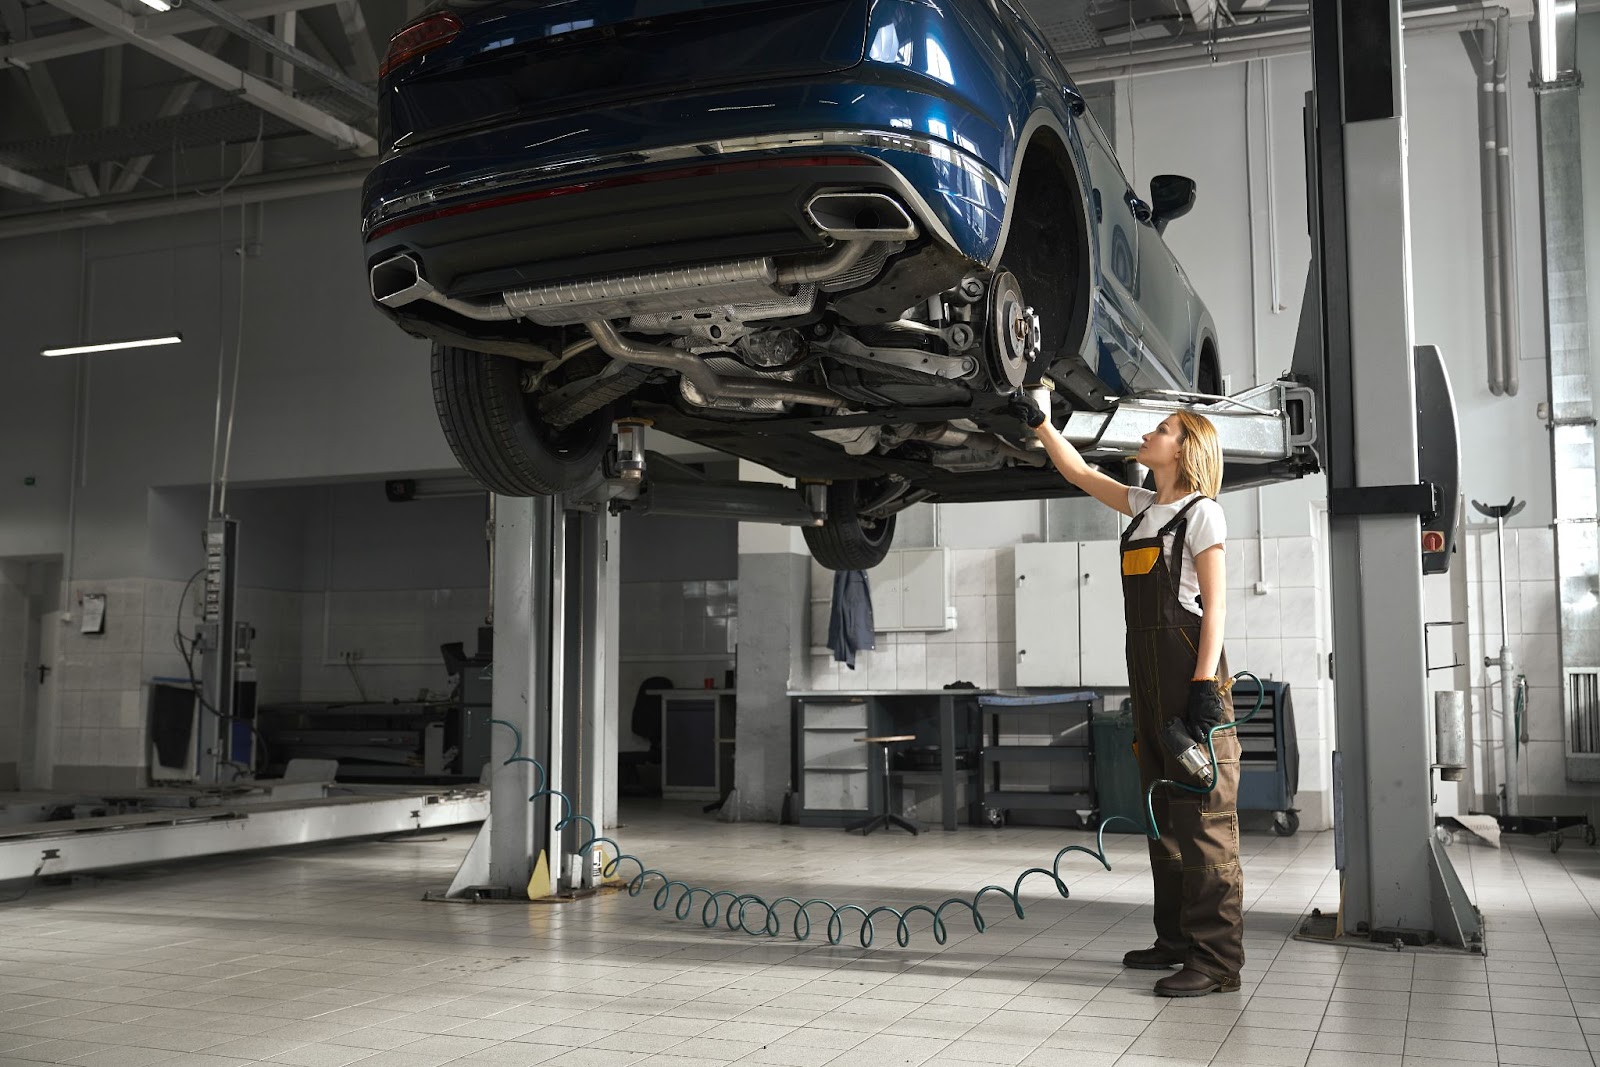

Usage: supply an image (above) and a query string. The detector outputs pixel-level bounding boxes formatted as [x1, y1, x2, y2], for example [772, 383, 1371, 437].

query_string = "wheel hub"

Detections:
[987, 271, 1041, 391]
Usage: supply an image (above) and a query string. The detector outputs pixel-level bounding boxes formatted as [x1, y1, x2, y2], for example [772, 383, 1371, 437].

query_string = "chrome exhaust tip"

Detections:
[370, 253, 431, 308]
[805, 192, 918, 242]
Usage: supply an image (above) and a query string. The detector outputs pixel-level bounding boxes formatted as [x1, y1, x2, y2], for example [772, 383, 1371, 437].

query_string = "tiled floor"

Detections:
[0, 804, 1595, 1067]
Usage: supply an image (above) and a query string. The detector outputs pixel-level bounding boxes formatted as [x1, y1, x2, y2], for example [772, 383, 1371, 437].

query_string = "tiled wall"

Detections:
[1457, 525, 1597, 813]
[618, 580, 738, 750]
[301, 587, 489, 703]
[39, 577, 492, 787]
[55, 578, 164, 783]
[802, 537, 1330, 691]
[803, 550, 1018, 692]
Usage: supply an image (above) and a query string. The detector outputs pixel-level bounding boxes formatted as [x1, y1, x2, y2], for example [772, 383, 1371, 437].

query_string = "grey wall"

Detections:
[307, 487, 489, 592]
[0, 191, 452, 583]
[1114, 30, 1550, 534]
[619, 513, 738, 584]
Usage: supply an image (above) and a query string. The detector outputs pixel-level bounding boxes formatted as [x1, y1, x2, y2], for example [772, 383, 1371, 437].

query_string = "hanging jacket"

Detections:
[827, 569, 876, 669]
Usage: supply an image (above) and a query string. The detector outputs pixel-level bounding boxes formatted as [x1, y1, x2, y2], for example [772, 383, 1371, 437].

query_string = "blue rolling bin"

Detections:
[1231, 678, 1301, 835]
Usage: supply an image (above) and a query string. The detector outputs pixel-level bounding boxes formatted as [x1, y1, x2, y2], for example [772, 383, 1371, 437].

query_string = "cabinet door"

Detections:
[1077, 540, 1129, 687]
[871, 552, 904, 631]
[1014, 542, 1080, 687]
[899, 549, 947, 630]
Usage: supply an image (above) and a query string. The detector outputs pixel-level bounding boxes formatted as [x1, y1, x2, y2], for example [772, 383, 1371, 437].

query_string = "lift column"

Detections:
[487, 496, 556, 894]
[1310, 0, 1475, 941]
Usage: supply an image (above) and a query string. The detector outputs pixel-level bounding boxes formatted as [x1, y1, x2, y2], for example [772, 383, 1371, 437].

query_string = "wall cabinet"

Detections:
[872, 547, 952, 631]
[1014, 541, 1128, 688]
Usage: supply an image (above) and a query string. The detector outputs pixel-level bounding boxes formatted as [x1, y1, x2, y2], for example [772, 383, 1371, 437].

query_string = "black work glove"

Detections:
[1185, 679, 1227, 743]
[1008, 393, 1046, 428]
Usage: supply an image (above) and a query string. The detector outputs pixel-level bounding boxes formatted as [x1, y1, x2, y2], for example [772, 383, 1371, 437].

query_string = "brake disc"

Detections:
[986, 271, 1040, 391]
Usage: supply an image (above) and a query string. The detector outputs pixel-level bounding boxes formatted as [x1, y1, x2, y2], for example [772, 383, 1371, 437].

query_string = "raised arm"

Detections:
[1030, 415, 1135, 517]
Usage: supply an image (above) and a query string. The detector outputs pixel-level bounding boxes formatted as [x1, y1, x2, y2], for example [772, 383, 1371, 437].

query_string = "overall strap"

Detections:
[1121, 506, 1155, 546]
[1157, 495, 1206, 538]
[1158, 496, 1206, 607]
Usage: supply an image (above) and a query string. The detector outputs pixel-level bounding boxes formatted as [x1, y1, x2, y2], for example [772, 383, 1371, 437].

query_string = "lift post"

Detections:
[448, 494, 618, 901]
[1305, 0, 1479, 946]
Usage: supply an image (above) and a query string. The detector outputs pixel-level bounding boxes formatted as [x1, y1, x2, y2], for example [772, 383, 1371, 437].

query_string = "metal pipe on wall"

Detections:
[1072, 6, 1506, 84]
[1492, 14, 1521, 396]
[1466, 22, 1506, 394]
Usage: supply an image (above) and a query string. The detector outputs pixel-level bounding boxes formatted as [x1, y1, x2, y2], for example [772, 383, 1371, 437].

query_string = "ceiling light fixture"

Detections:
[135, 0, 173, 11]
[41, 334, 183, 357]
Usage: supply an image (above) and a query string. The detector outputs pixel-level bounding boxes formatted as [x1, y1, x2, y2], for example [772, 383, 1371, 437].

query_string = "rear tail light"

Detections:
[381, 13, 462, 79]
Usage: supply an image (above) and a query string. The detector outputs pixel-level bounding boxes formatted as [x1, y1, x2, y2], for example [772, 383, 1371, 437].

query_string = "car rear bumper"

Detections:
[361, 82, 1012, 299]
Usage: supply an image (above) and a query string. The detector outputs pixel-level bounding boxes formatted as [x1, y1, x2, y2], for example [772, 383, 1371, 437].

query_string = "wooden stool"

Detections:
[848, 735, 925, 836]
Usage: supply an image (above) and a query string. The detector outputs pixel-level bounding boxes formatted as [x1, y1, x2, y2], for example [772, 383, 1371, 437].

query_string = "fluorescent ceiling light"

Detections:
[136, 0, 173, 10]
[41, 334, 182, 357]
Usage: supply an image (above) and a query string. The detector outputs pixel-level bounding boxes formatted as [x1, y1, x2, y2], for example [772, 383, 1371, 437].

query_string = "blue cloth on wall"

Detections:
[827, 569, 875, 669]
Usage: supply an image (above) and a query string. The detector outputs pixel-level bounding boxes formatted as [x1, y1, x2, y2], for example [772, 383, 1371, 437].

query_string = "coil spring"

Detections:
[490, 671, 1260, 949]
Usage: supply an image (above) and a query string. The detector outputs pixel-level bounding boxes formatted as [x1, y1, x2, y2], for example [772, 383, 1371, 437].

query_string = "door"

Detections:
[1014, 542, 1080, 687]
[1131, 227, 1196, 390]
[1079, 112, 1145, 393]
[25, 610, 60, 790]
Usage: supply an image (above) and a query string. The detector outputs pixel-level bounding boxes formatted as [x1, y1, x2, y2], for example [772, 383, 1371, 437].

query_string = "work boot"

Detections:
[1154, 966, 1242, 998]
[1122, 945, 1186, 970]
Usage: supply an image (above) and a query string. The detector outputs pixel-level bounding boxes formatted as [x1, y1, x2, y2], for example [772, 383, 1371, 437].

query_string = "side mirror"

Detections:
[1149, 174, 1197, 235]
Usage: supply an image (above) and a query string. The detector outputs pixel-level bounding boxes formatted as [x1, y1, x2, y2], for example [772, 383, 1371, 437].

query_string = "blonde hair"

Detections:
[1174, 411, 1223, 498]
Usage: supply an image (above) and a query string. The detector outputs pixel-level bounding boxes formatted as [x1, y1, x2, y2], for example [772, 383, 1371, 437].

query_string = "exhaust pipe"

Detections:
[370, 192, 918, 325]
[584, 319, 845, 409]
[805, 192, 919, 242]
[370, 253, 515, 321]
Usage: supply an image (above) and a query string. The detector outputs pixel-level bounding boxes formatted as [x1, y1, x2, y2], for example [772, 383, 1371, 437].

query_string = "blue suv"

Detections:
[363, 0, 1218, 569]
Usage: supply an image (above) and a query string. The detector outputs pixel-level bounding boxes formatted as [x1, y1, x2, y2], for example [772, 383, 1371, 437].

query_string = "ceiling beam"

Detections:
[334, 0, 378, 84]
[109, 25, 229, 195]
[0, 160, 79, 201]
[99, 45, 122, 191]
[40, 0, 376, 156]
[0, 0, 100, 196]
[0, 0, 337, 66]
[182, 0, 374, 109]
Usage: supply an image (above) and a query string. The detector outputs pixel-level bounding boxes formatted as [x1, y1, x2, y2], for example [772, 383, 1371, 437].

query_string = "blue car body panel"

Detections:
[364, 0, 1215, 401]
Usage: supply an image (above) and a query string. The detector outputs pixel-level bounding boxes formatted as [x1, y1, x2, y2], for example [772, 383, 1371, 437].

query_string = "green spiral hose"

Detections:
[491, 670, 1263, 949]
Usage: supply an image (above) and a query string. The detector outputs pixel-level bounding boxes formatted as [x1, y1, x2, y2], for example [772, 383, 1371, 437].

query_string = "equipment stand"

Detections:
[848, 736, 924, 836]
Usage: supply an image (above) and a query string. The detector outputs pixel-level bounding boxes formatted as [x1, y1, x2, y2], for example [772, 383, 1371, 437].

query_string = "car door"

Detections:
[1078, 109, 1146, 394]
[1133, 223, 1196, 390]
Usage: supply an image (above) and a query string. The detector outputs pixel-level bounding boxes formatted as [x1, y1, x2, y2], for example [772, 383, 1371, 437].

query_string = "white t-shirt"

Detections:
[1125, 488, 1227, 617]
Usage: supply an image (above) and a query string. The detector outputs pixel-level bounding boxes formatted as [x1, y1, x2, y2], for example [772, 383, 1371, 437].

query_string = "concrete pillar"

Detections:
[729, 461, 810, 821]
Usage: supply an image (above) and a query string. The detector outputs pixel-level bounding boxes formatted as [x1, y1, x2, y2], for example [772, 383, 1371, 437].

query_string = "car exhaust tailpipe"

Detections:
[369, 253, 515, 321]
[805, 192, 918, 242]
[585, 319, 845, 409]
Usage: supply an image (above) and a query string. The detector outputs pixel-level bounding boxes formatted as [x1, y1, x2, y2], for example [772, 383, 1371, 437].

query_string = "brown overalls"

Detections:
[1121, 496, 1245, 982]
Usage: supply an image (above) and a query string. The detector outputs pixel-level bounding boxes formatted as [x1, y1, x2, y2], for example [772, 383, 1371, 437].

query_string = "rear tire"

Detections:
[432, 344, 611, 496]
[803, 480, 898, 571]
[1198, 345, 1222, 396]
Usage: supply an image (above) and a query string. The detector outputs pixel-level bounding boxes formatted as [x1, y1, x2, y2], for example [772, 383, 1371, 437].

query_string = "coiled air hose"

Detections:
[490, 670, 1262, 949]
